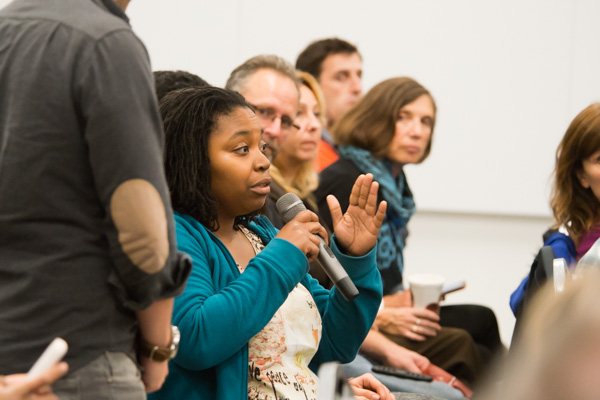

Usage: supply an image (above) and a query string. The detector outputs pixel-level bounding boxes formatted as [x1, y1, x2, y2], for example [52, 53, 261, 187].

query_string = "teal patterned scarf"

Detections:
[337, 145, 416, 292]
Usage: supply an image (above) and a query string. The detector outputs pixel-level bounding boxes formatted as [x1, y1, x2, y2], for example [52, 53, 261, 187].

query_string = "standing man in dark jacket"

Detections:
[0, 0, 191, 397]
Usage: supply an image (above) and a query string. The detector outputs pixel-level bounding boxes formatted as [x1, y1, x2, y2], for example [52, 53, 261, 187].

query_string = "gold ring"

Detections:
[416, 318, 421, 326]
[412, 325, 418, 332]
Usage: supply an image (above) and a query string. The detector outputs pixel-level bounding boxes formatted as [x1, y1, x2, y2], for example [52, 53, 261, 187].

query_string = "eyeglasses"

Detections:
[248, 103, 300, 132]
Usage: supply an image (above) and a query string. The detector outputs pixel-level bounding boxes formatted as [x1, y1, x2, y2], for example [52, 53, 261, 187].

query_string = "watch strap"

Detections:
[138, 325, 180, 362]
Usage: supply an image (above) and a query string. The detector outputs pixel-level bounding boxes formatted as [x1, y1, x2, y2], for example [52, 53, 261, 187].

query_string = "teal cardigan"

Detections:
[149, 214, 382, 400]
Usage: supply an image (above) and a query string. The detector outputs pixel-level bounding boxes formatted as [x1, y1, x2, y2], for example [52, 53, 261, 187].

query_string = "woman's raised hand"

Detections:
[326, 174, 387, 257]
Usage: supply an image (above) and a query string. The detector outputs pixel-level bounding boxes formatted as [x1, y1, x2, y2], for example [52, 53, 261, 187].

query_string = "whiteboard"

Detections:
[3, 0, 599, 217]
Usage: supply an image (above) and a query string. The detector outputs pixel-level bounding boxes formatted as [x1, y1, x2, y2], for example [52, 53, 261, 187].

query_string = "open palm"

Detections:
[326, 173, 387, 257]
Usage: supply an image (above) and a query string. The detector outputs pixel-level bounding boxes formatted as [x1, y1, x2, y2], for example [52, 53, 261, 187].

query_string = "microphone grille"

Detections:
[276, 193, 307, 223]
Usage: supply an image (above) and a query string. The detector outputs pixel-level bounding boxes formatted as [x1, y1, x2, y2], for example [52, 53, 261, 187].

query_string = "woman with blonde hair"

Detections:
[266, 71, 324, 223]
[264, 71, 332, 285]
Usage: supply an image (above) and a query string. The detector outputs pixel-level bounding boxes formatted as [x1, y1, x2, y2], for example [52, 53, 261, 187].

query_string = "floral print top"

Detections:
[238, 225, 322, 400]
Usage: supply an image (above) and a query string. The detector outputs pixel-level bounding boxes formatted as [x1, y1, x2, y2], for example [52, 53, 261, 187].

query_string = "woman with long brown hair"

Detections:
[552, 103, 600, 249]
[267, 73, 474, 399]
[511, 103, 600, 316]
[316, 77, 504, 392]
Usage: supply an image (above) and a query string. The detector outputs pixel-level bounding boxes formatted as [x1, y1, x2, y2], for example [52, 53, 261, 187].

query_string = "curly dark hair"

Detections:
[153, 70, 210, 102]
[160, 86, 254, 231]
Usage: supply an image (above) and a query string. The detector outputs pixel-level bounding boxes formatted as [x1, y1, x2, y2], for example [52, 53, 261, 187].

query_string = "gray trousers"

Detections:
[53, 352, 146, 400]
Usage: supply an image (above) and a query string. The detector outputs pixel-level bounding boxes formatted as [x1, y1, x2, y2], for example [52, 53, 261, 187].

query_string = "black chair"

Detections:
[511, 245, 556, 345]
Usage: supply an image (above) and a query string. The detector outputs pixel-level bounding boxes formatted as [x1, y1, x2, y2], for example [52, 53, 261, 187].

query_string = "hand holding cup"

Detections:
[408, 274, 445, 314]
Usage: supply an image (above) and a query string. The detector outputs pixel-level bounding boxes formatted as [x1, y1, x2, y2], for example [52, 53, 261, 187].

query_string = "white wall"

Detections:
[3, 1, 597, 216]
[403, 211, 553, 345]
[1, 0, 591, 345]
[123, 0, 600, 217]
[122, 0, 595, 344]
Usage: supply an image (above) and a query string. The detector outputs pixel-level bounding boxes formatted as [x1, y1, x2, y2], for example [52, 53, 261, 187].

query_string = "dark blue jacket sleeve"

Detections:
[509, 231, 575, 315]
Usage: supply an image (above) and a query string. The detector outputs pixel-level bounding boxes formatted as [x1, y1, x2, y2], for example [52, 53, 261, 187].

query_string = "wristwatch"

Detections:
[139, 325, 180, 362]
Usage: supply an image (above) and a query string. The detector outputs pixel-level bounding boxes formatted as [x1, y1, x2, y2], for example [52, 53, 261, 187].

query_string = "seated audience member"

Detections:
[0, 362, 68, 400]
[225, 54, 300, 162]
[315, 77, 504, 390]
[481, 270, 600, 400]
[510, 103, 600, 325]
[153, 70, 210, 101]
[149, 86, 388, 400]
[267, 72, 465, 400]
[296, 38, 363, 171]
[266, 71, 322, 226]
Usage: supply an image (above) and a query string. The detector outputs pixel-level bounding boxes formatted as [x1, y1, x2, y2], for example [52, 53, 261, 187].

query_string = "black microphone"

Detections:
[276, 193, 359, 302]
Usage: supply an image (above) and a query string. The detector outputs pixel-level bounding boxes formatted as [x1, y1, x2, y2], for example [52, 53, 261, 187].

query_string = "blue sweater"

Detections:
[149, 214, 383, 400]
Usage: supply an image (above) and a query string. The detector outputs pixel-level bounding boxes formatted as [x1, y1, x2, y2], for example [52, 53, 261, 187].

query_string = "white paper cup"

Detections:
[408, 274, 445, 312]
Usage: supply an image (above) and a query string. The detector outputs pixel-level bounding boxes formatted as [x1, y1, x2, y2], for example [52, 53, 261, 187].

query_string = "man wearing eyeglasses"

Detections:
[225, 55, 300, 162]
